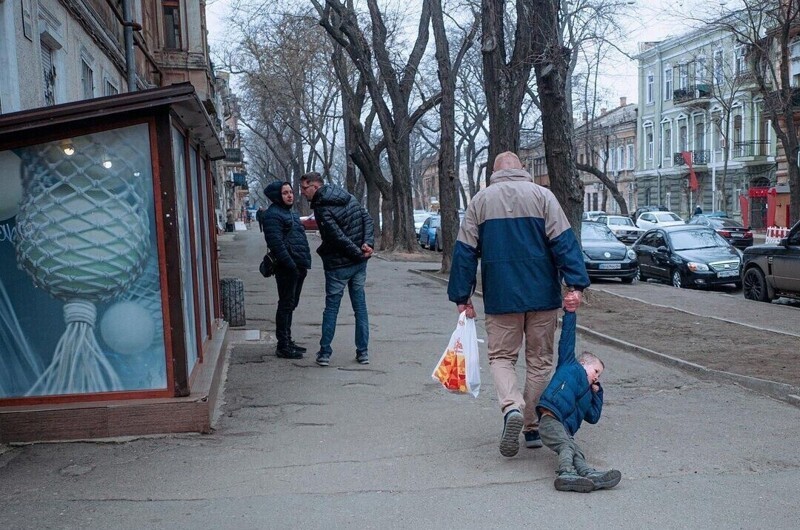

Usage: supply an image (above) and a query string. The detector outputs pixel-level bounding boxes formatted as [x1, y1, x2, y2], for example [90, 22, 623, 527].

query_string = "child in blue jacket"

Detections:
[536, 310, 621, 493]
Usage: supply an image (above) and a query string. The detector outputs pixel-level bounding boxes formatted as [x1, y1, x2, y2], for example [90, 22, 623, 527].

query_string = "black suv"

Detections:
[742, 220, 800, 302]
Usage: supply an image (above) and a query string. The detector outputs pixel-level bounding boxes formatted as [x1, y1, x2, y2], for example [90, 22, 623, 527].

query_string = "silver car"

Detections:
[635, 211, 685, 230]
[595, 215, 646, 244]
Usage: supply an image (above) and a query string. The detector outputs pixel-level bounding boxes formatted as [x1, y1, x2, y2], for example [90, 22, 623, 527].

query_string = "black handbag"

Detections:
[259, 252, 276, 278]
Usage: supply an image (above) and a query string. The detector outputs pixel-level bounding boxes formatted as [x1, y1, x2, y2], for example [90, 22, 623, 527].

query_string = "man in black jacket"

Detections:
[300, 172, 374, 366]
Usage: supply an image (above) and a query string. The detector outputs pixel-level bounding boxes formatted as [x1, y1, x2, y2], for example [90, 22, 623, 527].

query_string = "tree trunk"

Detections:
[532, 0, 583, 234]
[576, 163, 628, 215]
[481, 0, 534, 184]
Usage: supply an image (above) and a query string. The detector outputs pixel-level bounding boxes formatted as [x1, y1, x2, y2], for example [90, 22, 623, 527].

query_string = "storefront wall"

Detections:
[0, 87, 225, 436]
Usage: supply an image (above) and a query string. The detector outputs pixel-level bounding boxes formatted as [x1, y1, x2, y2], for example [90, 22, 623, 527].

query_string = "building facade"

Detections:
[636, 22, 777, 227]
[574, 98, 638, 215]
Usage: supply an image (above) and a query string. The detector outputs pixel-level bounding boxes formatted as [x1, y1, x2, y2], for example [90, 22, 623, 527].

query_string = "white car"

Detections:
[595, 215, 646, 244]
[636, 211, 685, 230]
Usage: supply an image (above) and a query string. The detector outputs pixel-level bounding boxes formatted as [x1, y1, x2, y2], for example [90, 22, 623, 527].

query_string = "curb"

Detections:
[410, 268, 800, 408]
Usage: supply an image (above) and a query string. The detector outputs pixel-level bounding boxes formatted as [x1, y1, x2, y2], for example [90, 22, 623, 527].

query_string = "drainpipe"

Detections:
[121, 0, 136, 91]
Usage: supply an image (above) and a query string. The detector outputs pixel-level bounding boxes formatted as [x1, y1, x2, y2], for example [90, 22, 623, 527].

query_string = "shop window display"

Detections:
[0, 123, 167, 398]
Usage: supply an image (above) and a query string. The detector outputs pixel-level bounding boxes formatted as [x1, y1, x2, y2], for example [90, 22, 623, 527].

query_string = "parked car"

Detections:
[741, 220, 800, 302]
[414, 210, 430, 239]
[595, 215, 646, 244]
[432, 212, 466, 251]
[635, 210, 685, 230]
[631, 205, 668, 223]
[632, 225, 742, 289]
[418, 215, 440, 250]
[300, 213, 317, 231]
[580, 222, 639, 283]
[687, 215, 753, 249]
[582, 210, 607, 221]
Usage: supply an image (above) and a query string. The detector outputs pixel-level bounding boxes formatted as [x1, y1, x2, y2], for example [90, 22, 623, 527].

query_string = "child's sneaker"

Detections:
[582, 469, 622, 490]
[554, 472, 594, 493]
[523, 430, 543, 448]
[499, 409, 523, 457]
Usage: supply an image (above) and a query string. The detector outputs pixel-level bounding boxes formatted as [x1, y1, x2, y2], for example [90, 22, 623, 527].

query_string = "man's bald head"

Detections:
[493, 151, 523, 171]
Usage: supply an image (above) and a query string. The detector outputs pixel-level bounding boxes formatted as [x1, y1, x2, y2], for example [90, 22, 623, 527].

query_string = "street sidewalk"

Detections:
[2, 224, 800, 528]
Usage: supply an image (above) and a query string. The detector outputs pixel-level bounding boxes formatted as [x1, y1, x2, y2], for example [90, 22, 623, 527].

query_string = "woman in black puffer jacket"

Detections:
[263, 181, 312, 359]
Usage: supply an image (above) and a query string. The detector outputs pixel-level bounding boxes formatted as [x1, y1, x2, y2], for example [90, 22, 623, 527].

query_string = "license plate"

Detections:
[599, 263, 621, 270]
[718, 270, 738, 278]
[731, 233, 742, 238]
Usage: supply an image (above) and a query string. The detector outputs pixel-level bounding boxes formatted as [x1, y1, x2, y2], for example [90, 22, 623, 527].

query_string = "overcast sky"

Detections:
[205, 0, 735, 108]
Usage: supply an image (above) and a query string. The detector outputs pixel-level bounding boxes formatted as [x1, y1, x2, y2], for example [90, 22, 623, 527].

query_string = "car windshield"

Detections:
[582, 223, 618, 241]
[670, 229, 729, 250]
[655, 212, 682, 222]
[608, 217, 634, 226]
[709, 218, 744, 228]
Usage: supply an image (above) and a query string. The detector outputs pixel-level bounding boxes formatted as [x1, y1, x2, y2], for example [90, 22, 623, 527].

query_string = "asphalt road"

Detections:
[0, 227, 798, 529]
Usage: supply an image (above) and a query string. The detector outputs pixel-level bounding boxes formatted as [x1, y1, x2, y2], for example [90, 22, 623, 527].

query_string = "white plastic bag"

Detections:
[431, 311, 480, 397]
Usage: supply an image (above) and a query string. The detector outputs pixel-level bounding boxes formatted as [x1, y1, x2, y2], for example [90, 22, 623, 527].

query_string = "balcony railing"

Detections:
[733, 140, 771, 158]
[674, 150, 709, 165]
[673, 84, 712, 104]
[225, 147, 243, 163]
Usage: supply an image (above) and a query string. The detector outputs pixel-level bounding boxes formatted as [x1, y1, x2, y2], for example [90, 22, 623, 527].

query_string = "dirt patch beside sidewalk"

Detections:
[417, 268, 799, 389]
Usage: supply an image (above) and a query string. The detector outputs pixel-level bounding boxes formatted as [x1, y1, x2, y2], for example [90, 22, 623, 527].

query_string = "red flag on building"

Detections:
[682, 151, 699, 191]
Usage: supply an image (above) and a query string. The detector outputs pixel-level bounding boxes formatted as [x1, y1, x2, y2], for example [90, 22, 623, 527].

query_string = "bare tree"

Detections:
[314, 0, 442, 251]
[431, 0, 479, 272]
[480, 0, 535, 171]
[712, 1, 800, 224]
[532, 0, 584, 232]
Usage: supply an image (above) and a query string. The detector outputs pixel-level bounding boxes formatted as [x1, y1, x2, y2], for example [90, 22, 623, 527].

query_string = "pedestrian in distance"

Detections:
[448, 150, 590, 458]
[299, 171, 374, 367]
[694, 205, 703, 215]
[536, 310, 621, 493]
[263, 181, 312, 359]
[256, 206, 267, 233]
[225, 208, 235, 233]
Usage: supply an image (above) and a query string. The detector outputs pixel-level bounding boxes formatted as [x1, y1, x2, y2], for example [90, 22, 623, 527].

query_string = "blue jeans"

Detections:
[319, 262, 369, 357]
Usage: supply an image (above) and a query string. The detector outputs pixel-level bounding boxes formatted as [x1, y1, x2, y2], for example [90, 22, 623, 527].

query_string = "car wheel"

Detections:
[743, 267, 772, 302]
[636, 268, 647, 282]
[620, 276, 634, 284]
[671, 269, 684, 288]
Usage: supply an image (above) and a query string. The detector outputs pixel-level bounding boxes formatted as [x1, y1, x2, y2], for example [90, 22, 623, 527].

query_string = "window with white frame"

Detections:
[696, 57, 707, 85]
[81, 59, 94, 99]
[734, 46, 747, 77]
[679, 64, 689, 90]
[627, 143, 635, 169]
[617, 146, 624, 172]
[41, 42, 56, 106]
[645, 128, 654, 161]
[714, 49, 724, 86]
[679, 124, 688, 152]
[695, 122, 705, 152]
[790, 38, 800, 87]
[664, 67, 673, 100]
[662, 124, 672, 160]
[104, 80, 118, 96]
[647, 72, 654, 104]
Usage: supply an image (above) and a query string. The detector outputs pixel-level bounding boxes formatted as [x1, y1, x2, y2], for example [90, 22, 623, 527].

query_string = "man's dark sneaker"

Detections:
[499, 409, 524, 457]
[554, 472, 594, 493]
[355, 352, 369, 365]
[290, 341, 307, 354]
[276, 347, 303, 359]
[315, 353, 330, 366]
[524, 430, 543, 449]
[582, 469, 622, 490]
